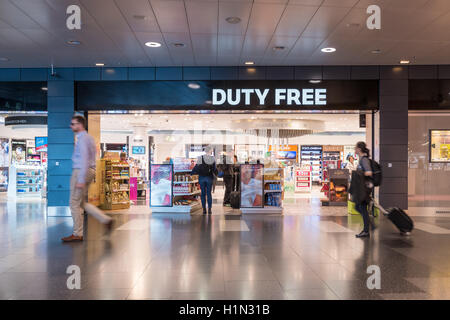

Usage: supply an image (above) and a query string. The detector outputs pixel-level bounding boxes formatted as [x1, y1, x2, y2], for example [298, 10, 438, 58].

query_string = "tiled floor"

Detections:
[1, 193, 450, 300]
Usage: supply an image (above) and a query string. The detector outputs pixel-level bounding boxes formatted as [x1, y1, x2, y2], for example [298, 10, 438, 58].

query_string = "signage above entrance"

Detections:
[212, 88, 327, 106]
[76, 80, 378, 111]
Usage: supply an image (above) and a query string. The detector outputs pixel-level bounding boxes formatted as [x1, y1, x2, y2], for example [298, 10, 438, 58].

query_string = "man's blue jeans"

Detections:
[199, 176, 213, 209]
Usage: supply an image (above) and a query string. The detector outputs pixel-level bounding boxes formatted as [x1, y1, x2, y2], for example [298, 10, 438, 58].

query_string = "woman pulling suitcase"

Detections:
[349, 141, 376, 238]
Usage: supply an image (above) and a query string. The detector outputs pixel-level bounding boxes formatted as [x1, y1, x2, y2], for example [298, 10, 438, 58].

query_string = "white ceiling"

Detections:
[1, 0, 450, 67]
[100, 112, 365, 132]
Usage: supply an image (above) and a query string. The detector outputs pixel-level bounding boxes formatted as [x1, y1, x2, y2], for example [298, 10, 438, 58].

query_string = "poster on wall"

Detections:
[150, 164, 173, 207]
[35, 137, 48, 152]
[0, 138, 9, 192]
[430, 130, 450, 163]
[240, 164, 264, 208]
[0, 138, 9, 167]
[11, 139, 26, 164]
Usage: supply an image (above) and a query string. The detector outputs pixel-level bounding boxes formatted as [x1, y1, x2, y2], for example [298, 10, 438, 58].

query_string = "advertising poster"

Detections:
[150, 164, 173, 207]
[11, 139, 26, 164]
[35, 137, 48, 152]
[0, 138, 9, 167]
[0, 138, 9, 192]
[240, 164, 264, 208]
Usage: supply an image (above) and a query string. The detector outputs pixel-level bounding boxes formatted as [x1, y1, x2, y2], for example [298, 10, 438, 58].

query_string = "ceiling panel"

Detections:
[241, 35, 272, 56]
[246, 3, 286, 36]
[134, 31, 172, 65]
[186, 1, 218, 34]
[287, 36, 324, 58]
[191, 34, 217, 57]
[274, 5, 318, 37]
[114, 0, 160, 33]
[218, 1, 252, 35]
[0, 0, 41, 29]
[218, 35, 244, 56]
[149, 0, 189, 33]
[301, 6, 352, 38]
[265, 36, 298, 58]
[79, 0, 131, 31]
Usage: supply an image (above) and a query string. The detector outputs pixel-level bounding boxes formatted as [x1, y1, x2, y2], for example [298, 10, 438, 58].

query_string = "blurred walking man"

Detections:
[62, 115, 112, 242]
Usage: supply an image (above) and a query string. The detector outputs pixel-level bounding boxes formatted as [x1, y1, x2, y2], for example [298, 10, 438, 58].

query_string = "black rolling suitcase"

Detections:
[230, 191, 240, 209]
[374, 199, 413, 234]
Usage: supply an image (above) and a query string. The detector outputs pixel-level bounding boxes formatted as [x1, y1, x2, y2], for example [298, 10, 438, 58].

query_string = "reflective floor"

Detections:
[1, 194, 450, 300]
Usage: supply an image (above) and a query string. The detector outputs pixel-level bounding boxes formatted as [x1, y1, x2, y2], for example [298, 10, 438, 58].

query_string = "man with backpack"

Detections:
[349, 141, 382, 238]
[191, 146, 218, 215]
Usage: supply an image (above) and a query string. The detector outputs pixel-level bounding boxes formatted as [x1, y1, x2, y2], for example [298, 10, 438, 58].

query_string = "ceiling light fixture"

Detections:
[399, 60, 410, 64]
[309, 80, 322, 84]
[273, 46, 285, 51]
[321, 47, 336, 53]
[41, 87, 48, 91]
[225, 17, 241, 24]
[244, 61, 254, 65]
[172, 43, 185, 48]
[145, 41, 161, 48]
[371, 49, 381, 54]
[67, 40, 81, 45]
[188, 83, 200, 89]
[133, 15, 147, 20]
[95, 63, 105, 66]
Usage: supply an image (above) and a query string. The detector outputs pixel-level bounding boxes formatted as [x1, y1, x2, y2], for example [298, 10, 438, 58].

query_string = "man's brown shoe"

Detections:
[61, 234, 83, 242]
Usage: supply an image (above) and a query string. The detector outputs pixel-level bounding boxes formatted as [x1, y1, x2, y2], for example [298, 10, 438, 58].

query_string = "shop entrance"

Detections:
[88, 110, 372, 216]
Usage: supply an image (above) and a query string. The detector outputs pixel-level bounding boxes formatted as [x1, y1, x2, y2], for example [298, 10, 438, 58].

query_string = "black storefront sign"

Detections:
[76, 80, 378, 111]
[0, 82, 47, 111]
[409, 79, 450, 109]
[4, 115, 47, 126]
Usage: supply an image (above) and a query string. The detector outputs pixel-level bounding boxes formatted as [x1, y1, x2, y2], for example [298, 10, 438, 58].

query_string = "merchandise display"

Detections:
[295, 166, 312, 192]
[321, 169, 350, 206]
[7, 164, 43, 198]
[151, 159, 201, 213]
[100, 159, 130, 210]
[240, 164, 264, 208]
[301, 146, 323, 183]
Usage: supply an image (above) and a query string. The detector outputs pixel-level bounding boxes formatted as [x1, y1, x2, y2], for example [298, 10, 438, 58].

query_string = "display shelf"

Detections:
[8, 164, 43, 198]
[174, 191, 201, 196]
[100, 159, 131, 210]
[264, 190, 282, 193]
[174, 169, 192, 173]
[295, 167, 312, 193]
[262, 166, 284, 209]
[264, 180, 281, 183]
[301, 146, 323, 183]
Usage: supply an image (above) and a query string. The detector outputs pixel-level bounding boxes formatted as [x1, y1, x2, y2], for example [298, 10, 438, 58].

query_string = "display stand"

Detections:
[321, 169, 350, 206]
[295, 166, 312, 192]
[151, 160, 201, 214]
[100, 159, 131, 210]
[8, 164, 43, 198]
[300, 146, 323, 183]
[240, 165, 284, 215]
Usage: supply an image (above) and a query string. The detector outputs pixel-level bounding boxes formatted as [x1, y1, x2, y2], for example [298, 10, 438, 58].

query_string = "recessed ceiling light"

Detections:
[188, 83, 200, 89]
[399, 60, 410, 64]
[273, 46, 285, 51]
[309, 80, 322, 84]
[133, 15, 147, 20]
[145, 41, 161, 48]
[172, 43, 185, 48]
[0, 57, 9, 61]
[95, 63, 105, 66]
[67, 40, 81, 45]
[41, 87, 48, 91]
[346, 23, 361, 28]
[225, 17, 241, 24]
[371, 49, 381, 54]
[321, 47, 336, 53]
[244, 61, 254, 65]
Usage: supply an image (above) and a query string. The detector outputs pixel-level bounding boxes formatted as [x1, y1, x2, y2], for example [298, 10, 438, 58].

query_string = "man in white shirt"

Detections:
[62, 115, 113, 242]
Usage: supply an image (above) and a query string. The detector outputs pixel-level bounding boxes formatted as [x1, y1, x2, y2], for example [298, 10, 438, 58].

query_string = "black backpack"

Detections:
[197, 156, 215, 177]
[367, 157, 382, 187]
